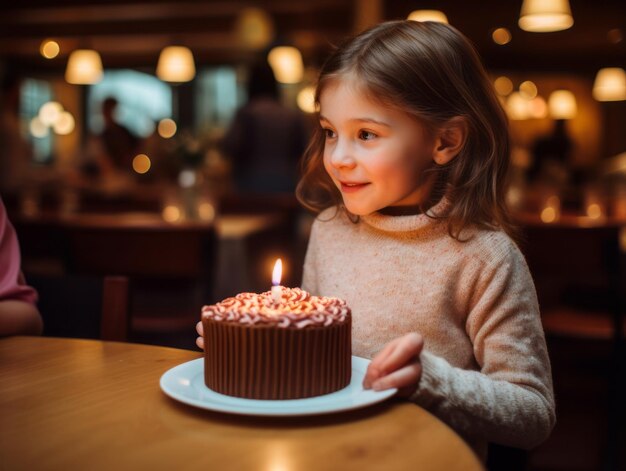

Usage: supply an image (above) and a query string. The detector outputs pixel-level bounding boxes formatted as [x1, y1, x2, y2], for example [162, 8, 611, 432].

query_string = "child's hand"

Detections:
[195, 321, 204, 350]
[362, 332, 424, 397]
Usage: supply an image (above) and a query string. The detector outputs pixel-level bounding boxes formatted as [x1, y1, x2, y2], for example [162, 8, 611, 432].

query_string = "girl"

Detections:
[198, 20, 555, 461]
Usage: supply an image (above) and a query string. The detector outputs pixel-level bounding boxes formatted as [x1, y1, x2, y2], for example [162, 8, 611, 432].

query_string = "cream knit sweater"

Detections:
[301, 203, 556, 460]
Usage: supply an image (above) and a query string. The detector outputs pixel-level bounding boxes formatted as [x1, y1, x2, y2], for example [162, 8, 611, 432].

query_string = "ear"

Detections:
[432, 117, 467, 166]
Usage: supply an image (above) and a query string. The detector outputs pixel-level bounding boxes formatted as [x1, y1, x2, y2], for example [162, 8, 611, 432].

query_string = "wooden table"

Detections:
[0, 337, 483, 471]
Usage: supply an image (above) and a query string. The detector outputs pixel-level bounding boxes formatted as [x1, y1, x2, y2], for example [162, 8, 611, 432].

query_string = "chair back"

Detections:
[26, 273, 130, 342]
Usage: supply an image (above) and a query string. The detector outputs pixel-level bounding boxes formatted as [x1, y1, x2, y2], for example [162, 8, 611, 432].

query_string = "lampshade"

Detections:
[407, 10, 448, 24]
[65, 49, 103, 85]
[518, 0, 573, 32]
[592, 67, 626, 101]
[297, 86, 316, 113]
[548, 90, 577, 119]
[156, 46, 196, 83]
[236, 8, 274, 49]
[267, 46, 303, 84]
[506, 92, 531, 120]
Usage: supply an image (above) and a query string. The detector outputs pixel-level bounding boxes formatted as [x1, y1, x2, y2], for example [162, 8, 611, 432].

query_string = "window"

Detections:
[20, 79, 53, 163]
[195, 67, 242, 131]
[88, 70, 172, 138]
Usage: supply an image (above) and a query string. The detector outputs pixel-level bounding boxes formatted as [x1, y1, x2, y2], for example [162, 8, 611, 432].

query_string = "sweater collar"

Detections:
[358, 197, 450, 233]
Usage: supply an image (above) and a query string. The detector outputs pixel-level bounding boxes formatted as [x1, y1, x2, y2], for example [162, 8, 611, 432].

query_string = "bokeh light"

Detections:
[162, 205, 181, 222]
[132, 154, 151, 174]
[492, 28, 512, 45]
[158, 118, 177, 138]
[38, 101, 63, 126]
[297, 86, 316, 113]
[40, 40, 60, 59]
[53, 111, 75, 135]
[494, 76, 514, 96]
[198, 202, 216, 222]
[519, 80, 538, 99]
[29, 117, 49, 138]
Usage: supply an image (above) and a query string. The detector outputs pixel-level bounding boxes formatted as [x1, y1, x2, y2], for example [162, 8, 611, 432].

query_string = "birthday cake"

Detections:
[201, 287, 352, 400]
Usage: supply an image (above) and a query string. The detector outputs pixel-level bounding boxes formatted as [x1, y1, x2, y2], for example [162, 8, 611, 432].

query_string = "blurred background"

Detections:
[0, 1, 625, 470]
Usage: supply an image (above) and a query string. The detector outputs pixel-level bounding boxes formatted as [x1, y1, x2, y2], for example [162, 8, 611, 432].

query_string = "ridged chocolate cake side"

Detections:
[202, 288, 352, 400]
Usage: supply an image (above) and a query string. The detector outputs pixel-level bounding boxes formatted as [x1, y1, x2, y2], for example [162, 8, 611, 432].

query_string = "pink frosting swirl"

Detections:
[201, 287, 350, 328]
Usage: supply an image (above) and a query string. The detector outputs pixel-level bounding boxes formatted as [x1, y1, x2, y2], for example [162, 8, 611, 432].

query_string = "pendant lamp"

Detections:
[267, 46, 303, 84]
[65, 49, 103, 85]
[407, 10, 448, 24]
[548, 90, 577, 119]
[519, 0, 573, 32]
[156, 46, 196, 83]
[592, 68, 626, 101]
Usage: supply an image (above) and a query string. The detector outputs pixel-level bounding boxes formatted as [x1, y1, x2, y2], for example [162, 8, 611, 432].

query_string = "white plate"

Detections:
[160, 356, 397, 416]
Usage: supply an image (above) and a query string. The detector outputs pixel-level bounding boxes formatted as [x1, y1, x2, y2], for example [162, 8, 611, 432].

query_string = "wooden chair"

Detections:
[520, 223, 624, 342]
[519, 222, 625, 470]
[63, 218, 217, 348]
[101, 276, 130, 341]
[26, 273, 130, 342]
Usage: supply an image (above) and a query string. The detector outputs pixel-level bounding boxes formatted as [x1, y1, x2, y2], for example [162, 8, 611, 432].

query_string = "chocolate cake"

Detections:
[201, 287, 352, 400]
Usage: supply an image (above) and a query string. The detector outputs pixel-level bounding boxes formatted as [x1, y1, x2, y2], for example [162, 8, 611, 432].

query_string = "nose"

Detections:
[328, 138, 356, 169]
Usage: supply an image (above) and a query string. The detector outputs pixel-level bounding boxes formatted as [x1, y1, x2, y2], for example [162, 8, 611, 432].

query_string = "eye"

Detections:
[359, 130, 377, 141]
[322, 128, 336, 139]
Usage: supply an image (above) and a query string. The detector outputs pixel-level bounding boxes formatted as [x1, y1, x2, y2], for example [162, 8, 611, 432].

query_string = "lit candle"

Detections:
[271, 258, 282, 304]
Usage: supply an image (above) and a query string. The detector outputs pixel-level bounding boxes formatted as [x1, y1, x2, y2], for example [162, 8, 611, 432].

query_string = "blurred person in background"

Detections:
[527, 119, 573, 188]
[99, 97, 139, 173]
[221, 60, 310, 193]
[82, 97, 139, 181]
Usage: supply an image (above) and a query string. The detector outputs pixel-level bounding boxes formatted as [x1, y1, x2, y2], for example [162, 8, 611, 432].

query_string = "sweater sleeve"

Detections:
[0, 200, 38, 305]
[409, 242, 556, 450]
[300, 217, 320, 295]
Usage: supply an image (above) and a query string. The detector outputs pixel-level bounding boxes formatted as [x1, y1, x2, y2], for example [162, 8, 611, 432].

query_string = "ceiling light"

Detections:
[297, 86, 316, 113]
[156, 46, 196, 83]
[407, 10, 448, 24]
[548, 90, 577, 119]
[592, 67, 626, 101]
[236, 8, 274, 49]
[519, 0, 573, 32]
[65, 49, 103, 85]
[506, 92, 531, 120]
[267, 46, 303, 84]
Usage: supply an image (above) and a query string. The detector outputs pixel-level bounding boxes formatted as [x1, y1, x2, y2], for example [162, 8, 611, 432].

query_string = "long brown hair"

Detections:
[296, 20, 515, 240]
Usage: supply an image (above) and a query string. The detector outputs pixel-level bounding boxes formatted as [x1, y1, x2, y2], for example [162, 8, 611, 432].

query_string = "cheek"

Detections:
[322, 152, 335, 178]
[367, 144, 415, 180]
[373, 145, 429, 188]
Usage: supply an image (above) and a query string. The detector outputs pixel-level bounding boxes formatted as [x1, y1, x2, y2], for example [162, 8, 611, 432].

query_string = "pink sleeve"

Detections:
[0, 199, 38, 305]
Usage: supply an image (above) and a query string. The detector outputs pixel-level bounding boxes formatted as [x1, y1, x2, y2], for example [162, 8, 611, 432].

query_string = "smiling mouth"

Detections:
[339, 181, 370, 192]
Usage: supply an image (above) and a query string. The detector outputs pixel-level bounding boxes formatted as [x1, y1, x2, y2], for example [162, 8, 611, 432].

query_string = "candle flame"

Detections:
[272, 258, 282, 286]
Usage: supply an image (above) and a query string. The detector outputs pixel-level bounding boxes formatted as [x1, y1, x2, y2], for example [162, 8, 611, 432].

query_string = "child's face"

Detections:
[319, 80, 437, 216]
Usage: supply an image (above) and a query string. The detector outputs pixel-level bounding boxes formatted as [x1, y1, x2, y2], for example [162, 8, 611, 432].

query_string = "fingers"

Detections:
[372, 362, 422, 393]
[195, 321, 205, 350]
[378, 333, 423, 378]
[362, 337, 402, 388]
[363, 333, 424, 390]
